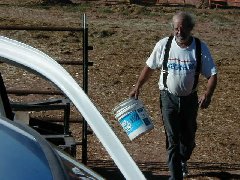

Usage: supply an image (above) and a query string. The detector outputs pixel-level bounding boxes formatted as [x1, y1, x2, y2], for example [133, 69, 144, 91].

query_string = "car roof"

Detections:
[0, 117, 68, 180]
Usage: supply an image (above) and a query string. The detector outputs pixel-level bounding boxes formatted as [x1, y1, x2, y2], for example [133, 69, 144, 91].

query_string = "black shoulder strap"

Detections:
[163, 35, 174, 89]
[162, 36, 202, 92]
[192, 37, 202, 91]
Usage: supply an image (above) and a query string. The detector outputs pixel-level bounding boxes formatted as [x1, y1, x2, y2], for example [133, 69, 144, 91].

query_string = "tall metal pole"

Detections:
[82, 14, 88, 165]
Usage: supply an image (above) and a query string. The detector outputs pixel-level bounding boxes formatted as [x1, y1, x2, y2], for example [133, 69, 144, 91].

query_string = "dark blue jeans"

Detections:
[160, 90, 199, 180]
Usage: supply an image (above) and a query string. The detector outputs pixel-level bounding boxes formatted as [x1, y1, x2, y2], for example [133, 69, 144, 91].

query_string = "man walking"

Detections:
[129, 11, 217, 179]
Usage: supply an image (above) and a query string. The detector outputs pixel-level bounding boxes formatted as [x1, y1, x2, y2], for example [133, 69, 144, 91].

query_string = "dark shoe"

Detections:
[181, 161, 188, 178]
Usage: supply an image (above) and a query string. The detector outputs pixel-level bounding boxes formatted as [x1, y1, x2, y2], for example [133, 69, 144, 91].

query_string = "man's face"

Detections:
[173, 17, 192, 44]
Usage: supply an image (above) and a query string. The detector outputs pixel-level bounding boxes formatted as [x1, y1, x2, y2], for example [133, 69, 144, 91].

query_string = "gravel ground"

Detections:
[0, 1, 239, 179]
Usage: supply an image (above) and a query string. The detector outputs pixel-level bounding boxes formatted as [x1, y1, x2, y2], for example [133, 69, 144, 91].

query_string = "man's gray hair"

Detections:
[171, 11, 195, 30]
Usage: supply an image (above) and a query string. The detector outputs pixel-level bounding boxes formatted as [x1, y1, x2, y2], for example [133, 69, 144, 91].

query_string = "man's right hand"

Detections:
[129, 65, 154, 100]
[129, 85, 139, 100]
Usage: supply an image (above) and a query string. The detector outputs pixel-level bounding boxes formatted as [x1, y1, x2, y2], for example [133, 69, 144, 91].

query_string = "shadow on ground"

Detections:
[188, 162, 240, 180]
[89, 160, 240, 179]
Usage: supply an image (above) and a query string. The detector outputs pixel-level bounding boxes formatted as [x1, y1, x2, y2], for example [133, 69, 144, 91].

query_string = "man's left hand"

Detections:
[198, 94, 211, 109]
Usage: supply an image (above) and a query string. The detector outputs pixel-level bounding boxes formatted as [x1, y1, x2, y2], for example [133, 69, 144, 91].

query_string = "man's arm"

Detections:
[198, 74, 217, 109]
[129, 65, 154, 99]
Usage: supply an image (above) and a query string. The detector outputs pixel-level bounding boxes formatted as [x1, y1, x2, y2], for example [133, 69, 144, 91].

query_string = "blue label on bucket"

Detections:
[137, 108, 148, 119]
[119, 110, 143, 135]
[142, 118, 151, 126]
[137, 108, 151, 126]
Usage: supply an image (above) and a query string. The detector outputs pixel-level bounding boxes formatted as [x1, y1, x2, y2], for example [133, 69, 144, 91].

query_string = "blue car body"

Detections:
[0, 116, 104, 180]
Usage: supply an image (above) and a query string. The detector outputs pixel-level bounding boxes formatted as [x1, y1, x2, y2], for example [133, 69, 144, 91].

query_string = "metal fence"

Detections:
[0, 14, 92, 164]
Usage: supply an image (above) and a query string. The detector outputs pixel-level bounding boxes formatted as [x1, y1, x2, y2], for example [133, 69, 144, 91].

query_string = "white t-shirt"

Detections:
[146, 36, 217, 96]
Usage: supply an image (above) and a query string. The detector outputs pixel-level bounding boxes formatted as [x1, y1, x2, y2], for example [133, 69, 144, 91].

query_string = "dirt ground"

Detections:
[0, 1, 239, 179]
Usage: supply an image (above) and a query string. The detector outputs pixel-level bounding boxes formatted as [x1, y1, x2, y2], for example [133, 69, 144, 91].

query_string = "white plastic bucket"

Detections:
[113, 98, 154, 141]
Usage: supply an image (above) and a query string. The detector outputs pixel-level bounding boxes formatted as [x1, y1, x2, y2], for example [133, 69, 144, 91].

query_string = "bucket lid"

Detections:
[112, 98, 143, 114]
